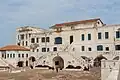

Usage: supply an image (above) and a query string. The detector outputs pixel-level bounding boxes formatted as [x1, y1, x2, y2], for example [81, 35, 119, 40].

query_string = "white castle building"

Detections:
[16, 18, 120, 70]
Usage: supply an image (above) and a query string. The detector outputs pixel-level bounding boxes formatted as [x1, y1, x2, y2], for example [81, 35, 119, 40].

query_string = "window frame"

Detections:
[97, 45, 103, 51]
[98, 32, 102, 39]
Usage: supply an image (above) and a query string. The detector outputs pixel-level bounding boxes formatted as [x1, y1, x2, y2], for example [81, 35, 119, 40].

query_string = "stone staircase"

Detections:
[35, 42, 87, 69]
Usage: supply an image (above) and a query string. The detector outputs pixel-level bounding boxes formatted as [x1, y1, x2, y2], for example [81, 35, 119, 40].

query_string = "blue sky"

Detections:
[0, 0, 120, 46]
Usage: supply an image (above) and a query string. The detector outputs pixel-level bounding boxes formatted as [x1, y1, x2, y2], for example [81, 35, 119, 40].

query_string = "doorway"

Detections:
[17, 61, 24, 67]
[26, 61, 28, 66]
[53, 56, 64, 70]
[70, 35, 73, 44]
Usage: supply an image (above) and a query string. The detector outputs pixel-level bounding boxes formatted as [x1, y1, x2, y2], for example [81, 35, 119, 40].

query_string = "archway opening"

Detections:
[94, 55, 107, 67]
[53, 56, 64, 70]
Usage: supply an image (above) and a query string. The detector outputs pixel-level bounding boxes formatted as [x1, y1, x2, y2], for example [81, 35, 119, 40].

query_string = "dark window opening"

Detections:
[10, 54, 12, 58]
[116, 31, 120, 38]
[22, 41, 24, 46]
[22, 54, 24, 58]
[41, 37, 45, 42]
[88, 47, 92, 51]
[70, 36, 73, 44]
[55, 37, 62, 44]
[17, 42, 20, 46]
[81, 34, 84, 41]
[55, 61, 59, 65]
[13, 54, 15, 58]
[97, 45, 103, 51]
[2, 54, 4, 58]
[82, 46, 85, 51]
[105, 32, 109, 39]
[26, 41, 28, 46]
[7, 54, 9, 58]
[18, 54, 20, 58]
[53, 47, 57, 51]
[31, 38, 35, 43]
[36, 38, 39, 43]
[115, 45, 120, 50]
[42, 48, 46, 52]
[106, 47, 109, 51]
[47, 48, 49, 52]
[26, 54, 28, 57]
[37, 49, 39, 52]
[98, 32, 102, 39]
[88, 34, 91, 40]
[46, 37, 50, 42]
[29, 34, 31, 38]
[20, 34, 24, 40]
[18, 35, 19, 40]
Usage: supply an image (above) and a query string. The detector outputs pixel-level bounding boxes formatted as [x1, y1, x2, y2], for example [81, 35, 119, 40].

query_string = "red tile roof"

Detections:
[0, 45, 30, 51]
[51, 18, 103, 28]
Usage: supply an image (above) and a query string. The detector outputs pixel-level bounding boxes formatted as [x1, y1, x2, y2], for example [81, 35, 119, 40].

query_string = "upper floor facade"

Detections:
[16, 18, 120, 55]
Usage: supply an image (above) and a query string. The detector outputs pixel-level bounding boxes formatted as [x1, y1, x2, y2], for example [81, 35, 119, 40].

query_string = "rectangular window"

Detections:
[106, 47, 109, 51]
[26, 41, 28, 46]
[18, 54, 20, 58]
[41, 37, 45, 42]
[53, 47, 57, 51]
[29, 34, 31, 38]
[81, 46, 85, 51]
[13, 54, 15, 58]
[4, 54, 6, 59]
[115, 45, 120, 50]
[36, 38, 39, 43]
[88, 34, 91, 40]
[22, 54, 24, 58]
[22, 41, 24, 46]
[46, 37, 50, 42]
[47, 48, 49, 52]
[37, 49, 39, 52]
[31, 38, 35, 43]
[81, 34, 84, 41]
[2, 54, 4, 58]
[98, 32, 102, 39]
[20, 34, 24, 40]
[70, 36, 73, 44]
[116, 31, 120, 38]
[97, 45, 103, 51]
[18, 35, 19, 40]
[10, 54, 12, 58]
[42, 48, 46, 52]
[105, 32, 109, 39]
[7, 54, 9, 58]
[88, 47, 92, 51]
[26, 54, 28, 57]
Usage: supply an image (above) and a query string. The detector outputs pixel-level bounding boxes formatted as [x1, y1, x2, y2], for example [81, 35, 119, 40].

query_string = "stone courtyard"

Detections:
[0, 67, 100, 80]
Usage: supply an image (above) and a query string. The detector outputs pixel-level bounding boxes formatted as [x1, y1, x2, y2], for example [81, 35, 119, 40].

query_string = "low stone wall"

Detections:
[101, 60, 120, 80]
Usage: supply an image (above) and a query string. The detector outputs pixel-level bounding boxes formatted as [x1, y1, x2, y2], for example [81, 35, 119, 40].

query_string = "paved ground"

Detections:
[0, 67, 101, 80]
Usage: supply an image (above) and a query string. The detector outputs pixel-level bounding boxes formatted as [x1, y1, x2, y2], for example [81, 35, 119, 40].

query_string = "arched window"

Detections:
[55, 37, 62, 44]
[97, 45, 103, 51]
